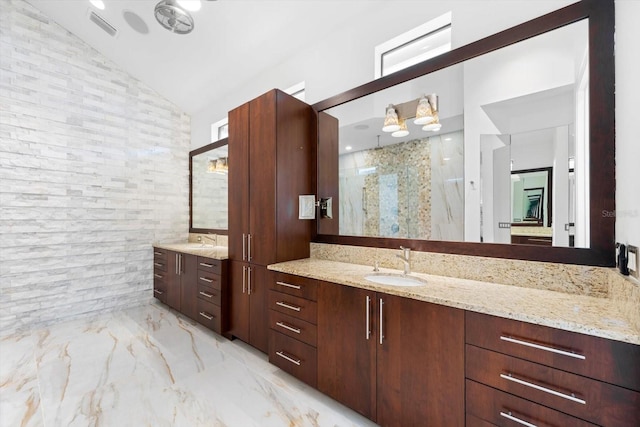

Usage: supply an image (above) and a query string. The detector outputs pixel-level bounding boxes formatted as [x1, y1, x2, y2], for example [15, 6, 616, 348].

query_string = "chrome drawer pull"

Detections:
[276, 281, 301, 290]
[379, 298, 384, 344]
[199, 291, 214, 298]
[154, 251, 163, 256]
[199, 262, 214, 268]
[365, 295, 371, 340]
[154, 274, 163, 279]
[276, 301, 301, 312]
[500, 411, 537, 427]
[199, 312, 214, 321]
[276, 321, 301, 334]
[154, 289, 164, 295]
[199, 277, 214, 283]
[154, 262, 163, 267]
[275, 351, 301, 366]
[500, 373, 586, 404]
[500, 336, 586, 360]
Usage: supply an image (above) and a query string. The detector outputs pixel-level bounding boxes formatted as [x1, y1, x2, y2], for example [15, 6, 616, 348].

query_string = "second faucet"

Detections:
[396, 246, 411, 275]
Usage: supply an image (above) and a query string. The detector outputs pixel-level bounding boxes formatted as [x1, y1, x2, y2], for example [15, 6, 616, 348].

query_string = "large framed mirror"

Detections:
[314, 0, 614, 266]
[189, 139, 229, 234]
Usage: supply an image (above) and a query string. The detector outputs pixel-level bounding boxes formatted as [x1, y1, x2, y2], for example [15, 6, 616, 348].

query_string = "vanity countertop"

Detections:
[268, 258, 639, 345]
[153, 243, 228, 260]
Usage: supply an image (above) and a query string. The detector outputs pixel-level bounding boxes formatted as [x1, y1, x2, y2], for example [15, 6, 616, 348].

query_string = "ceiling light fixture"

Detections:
[382, 104, 400, 132]
[154, 0, 195, 34]
[90, 0, 105, 10]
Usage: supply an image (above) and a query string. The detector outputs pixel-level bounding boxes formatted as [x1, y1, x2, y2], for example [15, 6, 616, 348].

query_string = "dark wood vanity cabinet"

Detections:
[227, 89, 314, 353]
[268, 272, 319, 387]
[317, 281, 465, 426]
[152, 247, 228, 335]
[465, 311, 640, 426]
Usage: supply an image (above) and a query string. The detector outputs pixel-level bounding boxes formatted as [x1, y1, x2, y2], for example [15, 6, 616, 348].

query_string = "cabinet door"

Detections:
[318, 282, 377, 421]
[165, 251, 181, 310]
[179, 253, 198, 321]
[228, 261, 249, 342]
[228, 103, 250, 262]
[377, 295, 465, 427]
[248, 265, 268, 353]
[247, 91, 277, 266]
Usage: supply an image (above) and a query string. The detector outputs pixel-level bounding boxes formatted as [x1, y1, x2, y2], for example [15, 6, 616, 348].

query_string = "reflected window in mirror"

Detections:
[190, 139, 228, 233]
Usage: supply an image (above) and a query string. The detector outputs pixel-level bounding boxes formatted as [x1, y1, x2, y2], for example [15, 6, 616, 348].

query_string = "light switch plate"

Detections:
[627, 245, 638, 279]
[298, 195, 316, 220]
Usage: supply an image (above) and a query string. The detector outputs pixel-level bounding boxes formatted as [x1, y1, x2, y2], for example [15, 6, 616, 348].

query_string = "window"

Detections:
[210, 117, 228, 142]
[285, 81, 305, 101]
[375, 12, 452, 78]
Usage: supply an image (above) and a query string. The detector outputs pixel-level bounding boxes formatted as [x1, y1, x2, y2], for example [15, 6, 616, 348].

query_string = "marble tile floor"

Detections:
[0, 302, 377, 427]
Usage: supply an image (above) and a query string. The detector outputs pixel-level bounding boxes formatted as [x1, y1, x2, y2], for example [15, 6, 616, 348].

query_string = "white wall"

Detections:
[0, 0, 190, 335]
[615, 1, 640, 251]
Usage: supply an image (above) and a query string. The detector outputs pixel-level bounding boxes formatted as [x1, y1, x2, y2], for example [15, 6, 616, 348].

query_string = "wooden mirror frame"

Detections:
[312, 0, 614, 266]
[189, 138, 229, 235]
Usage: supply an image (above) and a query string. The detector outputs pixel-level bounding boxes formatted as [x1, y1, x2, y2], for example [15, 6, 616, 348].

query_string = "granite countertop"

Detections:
[153, 242, 229, 260]
[267, 258, 639, 345]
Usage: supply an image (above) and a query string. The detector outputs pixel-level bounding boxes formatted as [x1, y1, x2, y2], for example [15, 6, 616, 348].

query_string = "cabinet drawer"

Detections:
[153, 270, 167, 285]
[153, 248, 168, 262]
[153, 259, 168, 272]
[268, 290, 317, 324]
[197, 299, 222, 333]
[197, 257, 221, 274]
[197, 271, 222, 290]
[466, 344, 640, 426]
[153, 284, 167, 304]
[466, 380, 597, 427]
[269, 330, 317, 387]
[269, 309, 317, 347]
[466, 311, 640, 391]
[270, 272, 318, 301]
[466, 414, 496, 427]
[197, 283, 221, 306]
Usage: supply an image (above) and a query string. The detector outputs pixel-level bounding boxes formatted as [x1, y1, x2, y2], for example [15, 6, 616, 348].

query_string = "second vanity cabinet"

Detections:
[317, 281, 465, 426]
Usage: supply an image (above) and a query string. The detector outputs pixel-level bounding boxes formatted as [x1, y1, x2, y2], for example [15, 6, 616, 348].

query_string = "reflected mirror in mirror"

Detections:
[321, 18, 587, 250]
[190, 140, 228, 232]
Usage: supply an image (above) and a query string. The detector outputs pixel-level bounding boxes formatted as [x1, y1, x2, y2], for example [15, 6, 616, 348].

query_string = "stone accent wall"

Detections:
[0, 0, 190, 335]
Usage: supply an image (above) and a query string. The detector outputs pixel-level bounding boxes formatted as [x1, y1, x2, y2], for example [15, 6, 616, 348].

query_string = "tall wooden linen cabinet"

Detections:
[227, 89, 314, 353]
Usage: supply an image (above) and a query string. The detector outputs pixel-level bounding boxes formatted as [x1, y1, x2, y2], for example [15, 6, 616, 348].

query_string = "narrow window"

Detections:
[375, 12, 452, 78]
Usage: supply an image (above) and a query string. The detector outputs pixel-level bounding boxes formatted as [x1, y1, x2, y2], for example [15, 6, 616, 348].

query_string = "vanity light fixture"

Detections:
[207, 157, 229, 174]
[382, 104, 401, 132]
[392, 118, 409, 137]
[422, 110, 441, 131]
[414, 95, 434, 125]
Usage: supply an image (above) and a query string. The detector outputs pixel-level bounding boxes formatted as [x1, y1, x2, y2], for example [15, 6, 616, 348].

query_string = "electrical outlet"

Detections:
[628, 245, 639, 279]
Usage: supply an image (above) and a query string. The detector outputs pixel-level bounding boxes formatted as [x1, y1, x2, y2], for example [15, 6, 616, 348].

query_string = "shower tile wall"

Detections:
[0, 0, 191, 335]
[339, 131, 463, 240]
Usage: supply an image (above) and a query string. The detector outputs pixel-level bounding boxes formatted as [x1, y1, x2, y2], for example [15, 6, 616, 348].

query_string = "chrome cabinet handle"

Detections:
[276, 321, 301, 334]
[379, 298, 384, 345]
[199, 262, 214, 268]
[500, 373, 586, 404]
[242, 266, 246, 294]
[275, 351, 301, 366]
[500, 336, 586, 360]
[247, 234, 252, 261]
[154, 251, 162, 256]
[247, 267, 252, 295]
[154, 274, 162, 279]
[199, 277, 214, 283]
[154, 289, 163, 295]
[154, 262, 163, 267]
[242, 233, 246, 261]
[499, 411, 537, 427]
[276, 281, 301, 290]
[175, 254, 178, 274]
[199, 312, 214, 321]
[199, 291, 214, 298]
[276, 301, 301, 312]
[365, 295, 371, 340]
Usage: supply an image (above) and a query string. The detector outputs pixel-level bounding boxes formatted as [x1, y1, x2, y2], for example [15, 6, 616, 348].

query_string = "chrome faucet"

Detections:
[396, 246, 411, 275]
[201, 234, 217, 247]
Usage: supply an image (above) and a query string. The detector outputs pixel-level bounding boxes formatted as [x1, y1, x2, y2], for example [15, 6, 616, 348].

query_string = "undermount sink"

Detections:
[364, 274, 426, 287]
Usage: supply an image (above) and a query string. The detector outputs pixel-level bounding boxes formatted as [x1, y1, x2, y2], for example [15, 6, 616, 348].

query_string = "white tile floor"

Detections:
[0, 302, 377, 427]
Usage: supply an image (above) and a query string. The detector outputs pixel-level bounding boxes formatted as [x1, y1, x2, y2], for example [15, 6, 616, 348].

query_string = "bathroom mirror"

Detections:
[190, 139, 229, 234]
[314, 0, 614, 266]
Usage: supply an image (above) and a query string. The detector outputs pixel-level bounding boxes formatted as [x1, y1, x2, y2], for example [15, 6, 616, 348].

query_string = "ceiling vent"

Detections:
[88, 10, 118, 37]
[154, 0, 194, 35]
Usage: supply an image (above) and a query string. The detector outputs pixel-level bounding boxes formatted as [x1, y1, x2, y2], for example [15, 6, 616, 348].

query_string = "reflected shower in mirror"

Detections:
[320, 19, 587, 250]
[190, 139, 228, 233]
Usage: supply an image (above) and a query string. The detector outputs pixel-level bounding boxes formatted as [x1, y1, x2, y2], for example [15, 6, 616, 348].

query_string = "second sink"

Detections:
[364, 274, 426, 287]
